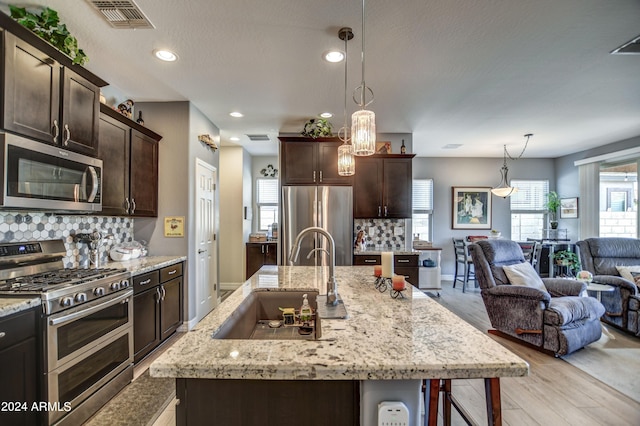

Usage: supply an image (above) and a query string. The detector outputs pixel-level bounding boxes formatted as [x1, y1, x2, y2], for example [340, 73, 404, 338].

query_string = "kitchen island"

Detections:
[150, 265, 528, 425]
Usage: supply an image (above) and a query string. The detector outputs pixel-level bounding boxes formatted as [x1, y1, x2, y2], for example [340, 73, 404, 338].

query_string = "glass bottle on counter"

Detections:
[136, 111, 144, 126]
[401, 139, 406, 154]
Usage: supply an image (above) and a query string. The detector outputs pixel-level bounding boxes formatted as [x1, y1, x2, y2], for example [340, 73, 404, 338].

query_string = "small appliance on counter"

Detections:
[412, 240, 432, 249]
[109, 241, 145, 261]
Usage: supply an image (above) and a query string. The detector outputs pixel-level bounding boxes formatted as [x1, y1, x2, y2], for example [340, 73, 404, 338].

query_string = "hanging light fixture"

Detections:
[351, 0, 376, 156]
[337, 27, 355, 176]
[491, 133, 533, 198]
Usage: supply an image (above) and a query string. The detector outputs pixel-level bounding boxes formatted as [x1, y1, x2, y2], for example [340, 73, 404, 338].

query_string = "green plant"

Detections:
[301, 118, 332, 138]
[552, 250, 581, 275]
[544, 191, 561, 214]
[9, 5, 88, 65]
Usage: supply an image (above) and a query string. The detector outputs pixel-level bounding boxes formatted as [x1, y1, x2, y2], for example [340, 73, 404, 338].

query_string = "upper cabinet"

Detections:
[99, 104, 162, 217]
[354, 155, 415, 219]
[0, 17, 107, 157]
[279, 136, 353, 185]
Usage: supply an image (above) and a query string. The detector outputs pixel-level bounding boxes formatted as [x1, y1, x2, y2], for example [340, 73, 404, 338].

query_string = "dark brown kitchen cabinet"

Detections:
[353, 253, 419, 287]
[246, 242, 277, 278]
[98, 104, 162, 217]
[279, 136, 352, 185]
[133, 262, 183, 363]
[353, 154, 415, 218]
[0, 308, 40, 426]
[1, 30, 103, 157]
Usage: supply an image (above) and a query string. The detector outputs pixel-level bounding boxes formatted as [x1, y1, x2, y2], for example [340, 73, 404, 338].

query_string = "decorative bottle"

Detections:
[136, 111, 144, 126]
[401, 139, 406, 154]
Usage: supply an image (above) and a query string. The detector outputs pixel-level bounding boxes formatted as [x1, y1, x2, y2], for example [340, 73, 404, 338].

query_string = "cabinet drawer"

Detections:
[160, 262, 183, 282]
[394, 255, 418, 267]
[353, 255, 381, 265]
[0, 308, 36, 350]
[395, 267, 419, 287]
[133, 270, 160, 294]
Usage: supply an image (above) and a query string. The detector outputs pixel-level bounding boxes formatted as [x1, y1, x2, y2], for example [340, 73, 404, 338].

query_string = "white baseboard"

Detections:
[220, 282, 242, 291]
[441, 274, 455, 281]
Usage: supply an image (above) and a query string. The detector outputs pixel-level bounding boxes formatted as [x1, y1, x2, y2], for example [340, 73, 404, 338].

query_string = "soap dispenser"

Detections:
[300, 294, 313, 325]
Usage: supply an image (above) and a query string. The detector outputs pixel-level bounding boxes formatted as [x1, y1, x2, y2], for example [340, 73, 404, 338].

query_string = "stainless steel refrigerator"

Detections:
[281, 186, 353, 266]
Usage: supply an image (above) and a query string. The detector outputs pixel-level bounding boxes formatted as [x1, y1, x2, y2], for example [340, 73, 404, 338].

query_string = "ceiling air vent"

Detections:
[87, 0, 155, 29]
[611, 34, 640, 55]
[442, 144, 463, 149]
[246, 134, 271, 142]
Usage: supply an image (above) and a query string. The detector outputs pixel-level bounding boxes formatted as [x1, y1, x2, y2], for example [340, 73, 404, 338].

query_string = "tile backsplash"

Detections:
[354, 218, 406, 250]
[0, 212, 133, 268]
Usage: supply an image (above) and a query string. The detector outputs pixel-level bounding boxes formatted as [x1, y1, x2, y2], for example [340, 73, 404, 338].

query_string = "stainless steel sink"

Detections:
[213, 290, 321, 340]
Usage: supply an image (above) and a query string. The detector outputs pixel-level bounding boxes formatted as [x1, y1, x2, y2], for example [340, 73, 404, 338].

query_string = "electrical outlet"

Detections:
[378, 401, 409, 426]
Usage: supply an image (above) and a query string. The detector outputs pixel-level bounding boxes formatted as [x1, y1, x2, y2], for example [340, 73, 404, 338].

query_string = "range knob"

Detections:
[60, 296, 73, 308]
[110, 282, 121, 291]
[93, 287, 105, 297]
[74, 293, 87, 303]
[120, 279, 130, 288]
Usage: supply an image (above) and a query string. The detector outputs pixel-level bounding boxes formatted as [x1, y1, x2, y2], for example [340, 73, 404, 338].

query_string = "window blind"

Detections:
[510, 180, 548, 211]
[256, 178, 278, 204]
[412, 179, 433, 213]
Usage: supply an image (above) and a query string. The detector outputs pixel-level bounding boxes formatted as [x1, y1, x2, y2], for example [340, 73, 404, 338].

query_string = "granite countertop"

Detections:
[150, 265, 528, 381]
[353, 250, 420, 255]
[0, 297, 41, 318]
[105, 255, 187, 276]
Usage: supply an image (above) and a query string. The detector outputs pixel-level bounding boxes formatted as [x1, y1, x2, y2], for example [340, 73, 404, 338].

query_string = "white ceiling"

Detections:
[11, 0, 640, 158]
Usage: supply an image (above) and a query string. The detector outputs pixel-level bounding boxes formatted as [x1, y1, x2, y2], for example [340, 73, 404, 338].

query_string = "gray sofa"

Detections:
[576, 237, 640, 335]
[470, 239, 605, 356]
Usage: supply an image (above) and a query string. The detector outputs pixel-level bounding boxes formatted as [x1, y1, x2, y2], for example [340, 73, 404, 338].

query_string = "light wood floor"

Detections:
[145, 282, 640, 426]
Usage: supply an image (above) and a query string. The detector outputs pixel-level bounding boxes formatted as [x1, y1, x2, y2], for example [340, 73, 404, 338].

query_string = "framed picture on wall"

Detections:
[452, 186, 492, 229]
[560, 197, 579, 218]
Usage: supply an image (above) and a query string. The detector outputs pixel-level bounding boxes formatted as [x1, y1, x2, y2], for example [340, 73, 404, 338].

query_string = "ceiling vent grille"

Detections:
[442, 144, 463, 149]
[246, 134, 271, 141]
[87, 0, 155, 29]
[611, 34, 640, 55]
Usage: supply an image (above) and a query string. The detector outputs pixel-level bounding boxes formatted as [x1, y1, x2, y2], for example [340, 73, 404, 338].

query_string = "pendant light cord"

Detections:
[343, 30, 349, 139]
[505, 133, 532, 160]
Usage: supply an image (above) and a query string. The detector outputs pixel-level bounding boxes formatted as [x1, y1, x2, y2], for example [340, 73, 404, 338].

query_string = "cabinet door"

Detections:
[133, 287, 161, 363]
[160, 277, 182, 341]
[2, 32, 60, 144]
[246, 243, 266, 278]
[317, 142, 352, 185]
[281, 142, 317, 185]
[0, 337, 39, 425]
[395, 267, 419, 288]
[61, 67, 100, 156]
[353, 157, 384, 218]
[264, 243, 278, 265]
[383, 158, 413, 218]
[98, 114, 130, 215]
[130, 129, 159, 217]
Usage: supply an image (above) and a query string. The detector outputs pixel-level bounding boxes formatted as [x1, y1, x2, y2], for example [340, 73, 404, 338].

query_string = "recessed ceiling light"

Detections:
[323, 50, 344, 63]
[153, 49, 178, 62]
[230, 137, 240, 141]
[320, 112, 333, 118]
[229, 112, 244, 118]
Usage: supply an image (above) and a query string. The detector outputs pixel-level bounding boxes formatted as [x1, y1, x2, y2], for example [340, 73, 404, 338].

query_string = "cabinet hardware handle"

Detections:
[397, 259, 409, 263]
[140, 279, 151, 285]
[378, 206, 381, 217]
[131, 198, 136, 214]
[261, 245, 264, 254]
[52, 120, 59, 144]
[319, 171, 323, 182]
[265, 245, 269, 253]
[161, 286, 166, 301]
[197, 249, 206, 254]
[125, 198, 130, 214]
[364, 259, 377, 263]
[63, 124, 71, 146]
[384, 206, 388, 216]
[156, 287, 162, 303]
[0, 332, 5, 339]
[168, 269, 177, 274]
[313, 171, 316, 183]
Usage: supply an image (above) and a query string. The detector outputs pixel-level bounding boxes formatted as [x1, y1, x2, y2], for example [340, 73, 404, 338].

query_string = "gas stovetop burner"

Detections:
[0, 268, 127, 292]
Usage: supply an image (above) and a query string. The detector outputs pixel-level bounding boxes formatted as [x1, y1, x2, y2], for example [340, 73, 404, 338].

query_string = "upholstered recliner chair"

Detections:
[469, 239, 605, 356]
[576, 237, 640, 335]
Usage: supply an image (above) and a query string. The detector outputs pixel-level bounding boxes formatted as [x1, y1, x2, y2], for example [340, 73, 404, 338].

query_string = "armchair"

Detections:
[576, 237, 640, 335]
[469, 239, 605, 356]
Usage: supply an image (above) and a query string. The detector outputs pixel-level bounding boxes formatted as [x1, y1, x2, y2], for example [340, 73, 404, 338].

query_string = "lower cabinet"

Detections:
[0, 308, 39, 426]
[133, 262, 183, 363]
[353, 253, 420, 287]
[246, 242, 277, 278]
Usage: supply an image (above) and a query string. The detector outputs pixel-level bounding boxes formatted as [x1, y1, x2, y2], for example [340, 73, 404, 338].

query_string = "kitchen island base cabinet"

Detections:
[176, 379, 359, 426]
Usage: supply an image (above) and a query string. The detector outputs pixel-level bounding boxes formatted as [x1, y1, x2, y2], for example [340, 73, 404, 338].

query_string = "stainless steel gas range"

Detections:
[0, 239, 133, 426]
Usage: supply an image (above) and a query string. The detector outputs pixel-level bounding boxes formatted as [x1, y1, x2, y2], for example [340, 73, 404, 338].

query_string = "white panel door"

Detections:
[195, 159, 217, 323]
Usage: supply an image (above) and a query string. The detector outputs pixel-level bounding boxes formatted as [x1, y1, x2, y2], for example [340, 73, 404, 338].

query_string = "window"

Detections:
[510, 180, 549, 240]
[600, 161, 637, 237]
[256, 178, 278, 232]
[412, 179, 433, 241]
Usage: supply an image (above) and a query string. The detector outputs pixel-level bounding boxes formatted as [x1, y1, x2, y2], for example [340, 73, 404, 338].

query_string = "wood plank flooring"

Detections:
[428, 281, 640, 426]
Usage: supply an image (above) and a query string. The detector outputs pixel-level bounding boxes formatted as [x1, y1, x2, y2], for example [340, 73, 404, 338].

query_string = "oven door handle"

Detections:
[49, 290, 133, 326]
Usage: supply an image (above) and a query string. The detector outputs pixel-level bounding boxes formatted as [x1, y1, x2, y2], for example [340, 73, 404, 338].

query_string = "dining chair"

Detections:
[452, 238, 474, 292]
[517, 241, 538, 267]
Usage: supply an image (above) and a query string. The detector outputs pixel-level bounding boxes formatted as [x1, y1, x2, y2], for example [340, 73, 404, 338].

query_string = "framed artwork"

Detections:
[452, 187, 492, 229]
[560, 197, 579, 218]
[375, 141, 391, 154]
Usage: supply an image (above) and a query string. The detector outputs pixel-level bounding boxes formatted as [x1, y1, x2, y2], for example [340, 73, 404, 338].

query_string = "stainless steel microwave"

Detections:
[0, 133, 102, 212]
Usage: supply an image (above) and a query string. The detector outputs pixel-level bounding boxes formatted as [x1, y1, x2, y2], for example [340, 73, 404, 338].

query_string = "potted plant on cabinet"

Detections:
[544, 191, 561, 229]
[552, 250, 581, 277]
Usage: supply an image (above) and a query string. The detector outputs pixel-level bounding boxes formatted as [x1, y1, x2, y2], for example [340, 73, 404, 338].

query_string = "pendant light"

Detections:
[491, 134, 533, 198]
[337, 27, 355, 176]
[351, 0, 376, 156]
